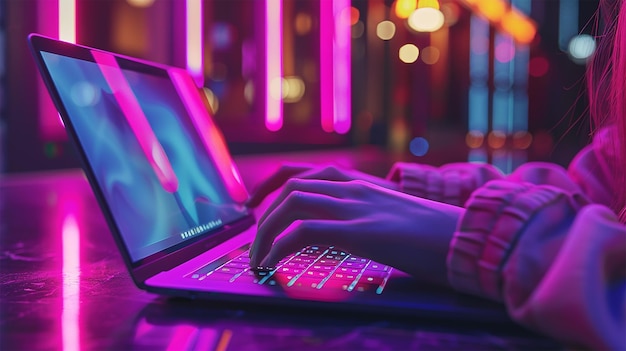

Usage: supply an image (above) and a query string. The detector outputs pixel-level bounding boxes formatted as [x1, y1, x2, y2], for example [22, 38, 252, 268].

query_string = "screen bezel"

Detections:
[27, 34, 255, 287]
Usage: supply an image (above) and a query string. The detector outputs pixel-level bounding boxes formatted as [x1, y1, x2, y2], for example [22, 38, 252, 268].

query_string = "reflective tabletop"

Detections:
[0, 150, 561, 351]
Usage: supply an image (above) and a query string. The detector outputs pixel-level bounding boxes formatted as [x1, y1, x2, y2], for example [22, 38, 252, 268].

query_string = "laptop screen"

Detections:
[39, 49, 249, 263]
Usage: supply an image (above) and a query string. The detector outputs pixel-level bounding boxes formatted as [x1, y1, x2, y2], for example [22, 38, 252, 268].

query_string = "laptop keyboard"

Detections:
[188, 246, 393, 294]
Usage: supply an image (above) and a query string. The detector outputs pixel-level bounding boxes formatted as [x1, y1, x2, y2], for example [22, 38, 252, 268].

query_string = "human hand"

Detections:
[246, 163, 399, 208]
[249, 178, 463, 286]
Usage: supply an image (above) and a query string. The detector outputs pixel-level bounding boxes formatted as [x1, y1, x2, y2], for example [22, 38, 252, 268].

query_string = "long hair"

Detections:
[587, 0, 626, 221]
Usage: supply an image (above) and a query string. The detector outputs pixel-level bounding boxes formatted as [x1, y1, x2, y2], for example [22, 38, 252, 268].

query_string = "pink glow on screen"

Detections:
[265, 0, 283, 131]
[186, 0, 204, 87]
[61, 200, 81, 351]
[169, 68, 248, 203]
[320, 0, 352, 134]
[92, 50, 179, 193]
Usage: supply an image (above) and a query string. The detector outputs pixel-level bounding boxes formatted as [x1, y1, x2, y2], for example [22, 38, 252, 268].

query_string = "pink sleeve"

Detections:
[447, 180, 626, 350]
[568, 143, 615, 208]
[386, 162, 503, 206]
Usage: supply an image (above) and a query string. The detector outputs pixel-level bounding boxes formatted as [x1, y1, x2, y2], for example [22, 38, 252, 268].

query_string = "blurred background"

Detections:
[0, 0, 600, 174]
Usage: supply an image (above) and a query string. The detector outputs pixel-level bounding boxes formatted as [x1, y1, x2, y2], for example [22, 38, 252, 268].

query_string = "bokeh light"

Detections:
[495, 39, 515, 63]
[465, 131, 484, 148]
[477, 0, 506, 22]
[126, 0, 155, 7]
[349, 6, 360, 25]
[295, 13, 312, 35]
[70, 82, 100, 107]
[352, 21, 365, 38]
[441, 2, 460, 26]
[282, 76, 306, 103]
[529, 56, 549, 77]
[244, 80, 255, 104]
[409, 137, 429, 156]
[394, 0, 417, 19]
[487, 131, 507, 149]
[568, 34, 596, 62]
[512, 131, 533, 149]
[376, 21, 396, 40]
[421, 46, 440, 64]
[202, 87, 219, 114]
[408, 7, 445, 32]
[399, 44, 420, 63]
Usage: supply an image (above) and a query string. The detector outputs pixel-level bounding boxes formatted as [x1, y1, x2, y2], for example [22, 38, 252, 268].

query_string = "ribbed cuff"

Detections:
[387, 163, 502, 206]
[446, 180, 587, 301]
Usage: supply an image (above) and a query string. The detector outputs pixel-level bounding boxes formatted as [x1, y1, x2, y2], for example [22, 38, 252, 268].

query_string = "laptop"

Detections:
[28, 33, 508, 321]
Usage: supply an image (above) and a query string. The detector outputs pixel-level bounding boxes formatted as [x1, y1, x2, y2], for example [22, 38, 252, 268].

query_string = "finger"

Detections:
[250, 191, 352, 266]
[257, 178, 353, 226]
[246, 163, 315, 208]
[259, 219, 354, 267]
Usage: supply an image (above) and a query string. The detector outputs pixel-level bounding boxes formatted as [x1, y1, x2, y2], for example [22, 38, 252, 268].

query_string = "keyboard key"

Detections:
[367, 263, 390, 271]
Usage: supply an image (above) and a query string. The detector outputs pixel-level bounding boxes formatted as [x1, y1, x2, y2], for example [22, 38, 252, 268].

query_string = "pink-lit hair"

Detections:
[587, 0, 626, 221]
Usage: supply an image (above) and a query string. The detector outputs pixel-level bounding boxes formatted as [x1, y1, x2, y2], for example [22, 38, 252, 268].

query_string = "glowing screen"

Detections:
[41, 51, 249, 263]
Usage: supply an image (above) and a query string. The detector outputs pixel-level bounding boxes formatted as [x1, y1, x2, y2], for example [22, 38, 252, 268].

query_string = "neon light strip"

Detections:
[92, 50, 179, 193]
[38, 0, 66, 139]
[333, 0, 351, 134]
[558, 0, 578, 51]
[493, 33, 513, 133]
[468, 15, 489, 133]
[265, 0, 283, 131]
[62, 211, 80, 351]
[186, 0, 204, 87]
[59, 0, 76, 43]
[513, 46, 529, 132]
[320, 0, 334, 132]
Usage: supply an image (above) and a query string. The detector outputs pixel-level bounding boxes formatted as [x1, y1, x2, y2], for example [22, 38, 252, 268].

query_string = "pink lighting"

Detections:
[38, 0, 73, 140]
[61, 203, 81, 351]
[92, 50, 179, 193]
[165, 325, 199, 351]
[320, 0, 352, 134]
[186, 0, 204, 87]
[265, 0, 283, 132]
[169, 68, 248, 203]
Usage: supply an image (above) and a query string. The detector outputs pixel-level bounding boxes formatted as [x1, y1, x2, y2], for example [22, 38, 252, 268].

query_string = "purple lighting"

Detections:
[265, 0, 283, 131]
[320, 0, 352, 134]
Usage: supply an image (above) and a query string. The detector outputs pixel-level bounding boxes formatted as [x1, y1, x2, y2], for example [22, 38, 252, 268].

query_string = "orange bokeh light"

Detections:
[394, 0, 417, 19]
[477, 0, 506, 22]
[501, 9, 536, 44]
[350, 6, 360, 25]
[458, 0, 536, 45]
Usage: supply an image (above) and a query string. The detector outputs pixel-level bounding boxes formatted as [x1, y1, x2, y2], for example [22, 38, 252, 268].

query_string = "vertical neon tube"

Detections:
[59, 0, 76, 43]
[468, 15, 489, 134]
[333, 0, 351, 134]
[493, 33, 513, 133]
[265, 0, 283, 131]
[38, 0, 67, 140]
[558, 0, 578, 51]
[186, 0, 204, 87]
[320, 0, 334, 132]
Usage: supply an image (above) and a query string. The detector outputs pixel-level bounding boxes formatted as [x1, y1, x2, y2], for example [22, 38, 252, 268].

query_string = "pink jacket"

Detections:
[388, 131, 626, 350]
